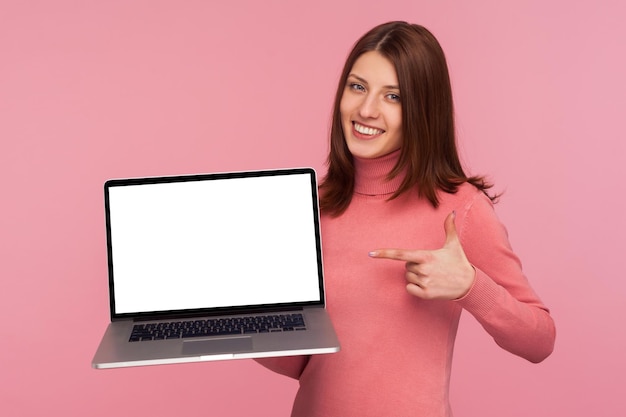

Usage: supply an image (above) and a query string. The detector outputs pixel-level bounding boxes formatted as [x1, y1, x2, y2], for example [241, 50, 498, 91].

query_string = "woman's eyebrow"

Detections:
[347, 73, 399, 90]
[347, 74, 368, 84]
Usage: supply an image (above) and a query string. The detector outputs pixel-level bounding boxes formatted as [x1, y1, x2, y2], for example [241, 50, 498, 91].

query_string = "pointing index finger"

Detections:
[369, 249, 412, 261]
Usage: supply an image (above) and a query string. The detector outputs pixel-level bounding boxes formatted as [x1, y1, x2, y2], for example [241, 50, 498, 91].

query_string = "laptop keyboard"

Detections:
[129, 313, 306, 342]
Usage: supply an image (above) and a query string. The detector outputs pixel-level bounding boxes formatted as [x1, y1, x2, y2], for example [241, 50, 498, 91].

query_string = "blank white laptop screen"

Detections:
[107, 173, 322, 315]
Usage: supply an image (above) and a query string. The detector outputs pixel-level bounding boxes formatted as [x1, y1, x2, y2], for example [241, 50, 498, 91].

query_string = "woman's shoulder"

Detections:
[438, 182, 493, 209]
[437, 183, 504, 245]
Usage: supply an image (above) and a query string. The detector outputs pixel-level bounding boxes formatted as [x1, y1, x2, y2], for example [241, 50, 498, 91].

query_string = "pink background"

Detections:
[2, 1, 624, 415]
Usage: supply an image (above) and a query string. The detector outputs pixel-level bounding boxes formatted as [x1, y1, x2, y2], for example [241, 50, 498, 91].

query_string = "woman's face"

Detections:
[340, 51, 403, 159]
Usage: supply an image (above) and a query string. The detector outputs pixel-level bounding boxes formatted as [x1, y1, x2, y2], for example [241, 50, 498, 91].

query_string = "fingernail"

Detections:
[368, 251, 378, 257]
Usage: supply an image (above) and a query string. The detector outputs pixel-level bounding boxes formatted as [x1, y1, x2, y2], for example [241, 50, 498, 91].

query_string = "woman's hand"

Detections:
[369, 211, 476, 300]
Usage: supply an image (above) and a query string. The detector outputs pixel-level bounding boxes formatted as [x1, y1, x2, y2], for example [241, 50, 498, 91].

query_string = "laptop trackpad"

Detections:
[182, 337, 253, 355]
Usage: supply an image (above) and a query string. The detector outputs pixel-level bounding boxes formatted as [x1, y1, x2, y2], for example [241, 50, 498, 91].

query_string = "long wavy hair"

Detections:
[319, 21, 497, 216]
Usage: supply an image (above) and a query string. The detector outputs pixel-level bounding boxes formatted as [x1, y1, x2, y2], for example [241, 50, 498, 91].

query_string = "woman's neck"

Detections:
[353, 149, 405, 196]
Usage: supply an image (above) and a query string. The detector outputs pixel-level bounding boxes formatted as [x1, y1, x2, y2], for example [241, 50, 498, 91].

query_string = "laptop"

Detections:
[92, 168, 340, 369]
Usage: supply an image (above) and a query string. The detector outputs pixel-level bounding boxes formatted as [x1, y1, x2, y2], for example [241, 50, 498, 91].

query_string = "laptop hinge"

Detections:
[129, 305, 306, 322]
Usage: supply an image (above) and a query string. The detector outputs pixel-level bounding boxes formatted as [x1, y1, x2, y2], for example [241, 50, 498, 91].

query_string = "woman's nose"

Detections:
[358, 95, 379, 118]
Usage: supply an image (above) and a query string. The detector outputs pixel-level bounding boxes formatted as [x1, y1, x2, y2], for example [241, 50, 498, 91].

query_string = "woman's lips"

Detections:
[352, 121, 384, 139]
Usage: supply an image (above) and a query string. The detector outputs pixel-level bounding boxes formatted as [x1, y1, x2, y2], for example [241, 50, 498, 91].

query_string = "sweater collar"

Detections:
[353, 149, 405, 196]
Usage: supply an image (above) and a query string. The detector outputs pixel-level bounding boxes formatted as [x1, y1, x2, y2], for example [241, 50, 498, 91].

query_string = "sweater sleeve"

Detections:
[254, 355, 310, 380]
[454, 193, 556, 363]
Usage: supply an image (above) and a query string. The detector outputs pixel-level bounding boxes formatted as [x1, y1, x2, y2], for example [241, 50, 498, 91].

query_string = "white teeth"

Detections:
[354, 122, 383, 136]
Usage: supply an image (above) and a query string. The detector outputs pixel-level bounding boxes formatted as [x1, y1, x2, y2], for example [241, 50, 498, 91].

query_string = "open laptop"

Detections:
[92, 168, 340, 369]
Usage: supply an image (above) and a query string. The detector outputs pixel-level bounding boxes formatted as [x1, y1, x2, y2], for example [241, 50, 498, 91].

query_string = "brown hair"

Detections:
[320, 21, 497, 216]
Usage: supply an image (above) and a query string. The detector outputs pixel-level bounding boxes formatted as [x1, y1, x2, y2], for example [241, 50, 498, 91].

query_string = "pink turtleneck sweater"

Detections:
[256, 151, 555, 417]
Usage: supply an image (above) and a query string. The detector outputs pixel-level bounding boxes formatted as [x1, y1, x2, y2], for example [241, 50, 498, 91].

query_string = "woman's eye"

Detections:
[387, 93, 401, 102]
[349, 83, 366, 92]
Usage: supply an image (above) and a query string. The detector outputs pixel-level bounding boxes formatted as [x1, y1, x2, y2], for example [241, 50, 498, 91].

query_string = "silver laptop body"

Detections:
[92, 168, 339, 369]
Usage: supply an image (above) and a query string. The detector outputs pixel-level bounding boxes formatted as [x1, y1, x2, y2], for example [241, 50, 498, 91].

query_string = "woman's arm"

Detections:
[454, 193, 556, 363]
[254, 355, 311, 379]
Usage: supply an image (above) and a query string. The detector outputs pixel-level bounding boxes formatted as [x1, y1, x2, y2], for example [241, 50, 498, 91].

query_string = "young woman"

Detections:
[257, 21, 555, 416]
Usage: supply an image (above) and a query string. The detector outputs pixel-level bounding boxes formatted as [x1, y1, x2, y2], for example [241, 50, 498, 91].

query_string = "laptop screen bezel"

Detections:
[104, 168, 326, 322]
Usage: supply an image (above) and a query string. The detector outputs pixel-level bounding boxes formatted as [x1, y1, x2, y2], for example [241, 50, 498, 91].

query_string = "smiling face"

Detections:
[340, 51, 403, 159]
